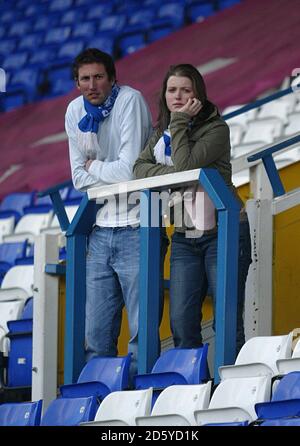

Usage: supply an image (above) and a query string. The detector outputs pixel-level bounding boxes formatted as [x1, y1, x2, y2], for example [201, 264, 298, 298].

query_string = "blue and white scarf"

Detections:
[153, 130, 173, 166]
[77, 83, 120, 159]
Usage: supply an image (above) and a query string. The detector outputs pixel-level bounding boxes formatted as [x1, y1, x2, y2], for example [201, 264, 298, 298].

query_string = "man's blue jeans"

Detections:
[169, 220, 252, 356]
[86, 226, 140, 380]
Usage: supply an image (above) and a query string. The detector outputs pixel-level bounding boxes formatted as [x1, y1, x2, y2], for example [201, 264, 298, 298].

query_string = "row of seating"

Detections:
[0, 187, 83, 243]
[1, 333, 300, 425]
[0, 0, 242, 112]
[224, 91, 300, 159]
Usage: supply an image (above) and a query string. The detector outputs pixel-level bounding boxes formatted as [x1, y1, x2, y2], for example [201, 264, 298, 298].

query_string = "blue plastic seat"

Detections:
[98, 14, 127, 36]
[0, 400, 42, 426]
[86, 3, 113, 20]
[60, 354, 132, 400]
[0, 90, 27, 112]
[187, 3, 215, 23]
[57, 40, 85, 61]
[87, 35, 115, 57]
[204, 421, 249, 426]
[0, 40, 17, 58]
[49, 0, 73, 12]
[10, 68, 41, 101]
[118, 33, 146, 57]
[157, 3, 186, 28]
[134, 346, 210, 404]
[260, 417, 300, 426]
[3, 52, 28, 71]
[19, 33, 44, 51]
[0, 241, 28, 284]
[44, 26, 71, 45]
[8, 21, 32, 37]
[255, 372, 300, 421]
[0, 192, 35, 223]
[72, 22, 97, 38]
[41, 396, 98, 426]
[6, 318, 33, 388]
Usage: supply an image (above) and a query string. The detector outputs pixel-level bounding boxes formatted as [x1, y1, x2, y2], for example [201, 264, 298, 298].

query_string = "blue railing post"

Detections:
[64, 194, 98, 384]
[138, 189, 161, 374]
[200, 168, 241, 383]
[247, 134, 300, 197]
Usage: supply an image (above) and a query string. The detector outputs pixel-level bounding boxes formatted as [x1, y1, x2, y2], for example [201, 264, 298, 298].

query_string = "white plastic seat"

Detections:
[257, 98, 294, 124]
[228, 123, 244, 148]
[284, 112, 300, 136]
[277, 338, 300, 375]
[0, 300, 24, 332]
[0, 300, 25, 354]
[136, 382, 212, 426]
[194, 375, 271, 425]
[0, 216, 15, 243]
[232, 141, 263, 159]
[223, 105, 257, 131]
[0, 265, 34, 303]
[81, 388, 153, 426]
[219, 333, 293, 380]
[3, 212, 53, 244]
[242, 118, 284, 145]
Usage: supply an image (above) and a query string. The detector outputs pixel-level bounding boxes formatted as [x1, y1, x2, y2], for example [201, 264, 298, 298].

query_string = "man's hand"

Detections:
[177, 98, 202, 117]
[84, 159, 94, 171]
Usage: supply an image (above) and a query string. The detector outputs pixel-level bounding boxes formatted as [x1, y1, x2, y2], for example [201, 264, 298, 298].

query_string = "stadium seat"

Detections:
[260, 418, 300, 426]
[0, 240, 28, 284]
[98, 14, 127, 36]
[257, 97, 295, 124]
[0, 400, 42, 426]
[60, 354, 131, 400]
[0, 264, 34, 303]
[242, 117, 284, 145]
[228, 123, 244, 148]
[41, 396, 98, 426]
[136, 382, 212, 426]
[276, 338, 300, 375]
[5, 317, 33, 388]
[3, 211, 53, 244]
[194, 374, 272, 425]
[157, 3, 186, 29]
[118, 33, 146, 57]
[81, 388, 153, 426]
[0, 192, 35, 224]
[134, 345, 210, 404]
[255, 371, 300, 422]
[218, 333, 293, 380]
[186, 3, 215, 23]
[222, 104, 257, 131]
[0, 217, 15, 244]
[284, 112, 300, 136]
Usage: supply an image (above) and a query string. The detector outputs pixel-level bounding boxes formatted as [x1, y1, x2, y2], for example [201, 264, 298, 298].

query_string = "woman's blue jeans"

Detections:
[169, 220, 252, 356]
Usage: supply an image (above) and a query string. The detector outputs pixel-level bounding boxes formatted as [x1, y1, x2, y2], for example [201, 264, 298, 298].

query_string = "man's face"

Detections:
[77, 63, 114, 105]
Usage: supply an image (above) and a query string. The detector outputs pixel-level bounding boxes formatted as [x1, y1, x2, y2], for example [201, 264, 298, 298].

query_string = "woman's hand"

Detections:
[177, 98, 202, 117]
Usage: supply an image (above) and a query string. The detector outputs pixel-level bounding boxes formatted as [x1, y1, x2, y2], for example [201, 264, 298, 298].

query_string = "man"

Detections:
[65, 48, 153, 380]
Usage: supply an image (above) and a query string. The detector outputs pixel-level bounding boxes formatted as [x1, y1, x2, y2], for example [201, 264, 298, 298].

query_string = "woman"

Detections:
[133, 64, 252, 355]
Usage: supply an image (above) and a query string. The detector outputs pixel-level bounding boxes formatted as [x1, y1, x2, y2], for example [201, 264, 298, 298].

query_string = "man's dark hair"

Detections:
[72, 48, 116, 81]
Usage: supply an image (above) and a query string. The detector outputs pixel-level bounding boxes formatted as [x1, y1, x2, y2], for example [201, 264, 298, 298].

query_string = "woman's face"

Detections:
[165, 75, 196, 112]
